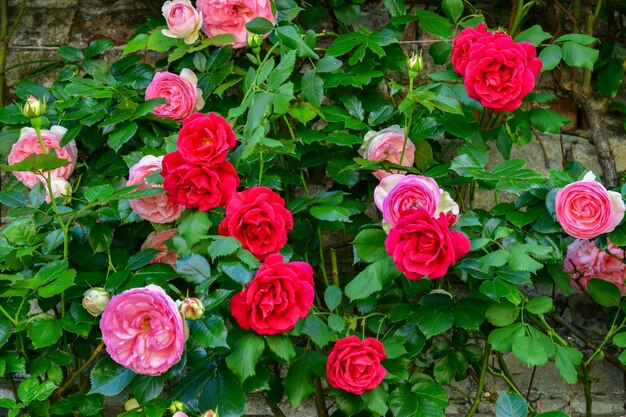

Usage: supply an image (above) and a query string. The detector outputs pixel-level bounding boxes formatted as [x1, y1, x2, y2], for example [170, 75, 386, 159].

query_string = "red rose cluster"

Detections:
[385, 209, 470, 280]
[451, 23, 542, 112]
[162, 113, 240, 211]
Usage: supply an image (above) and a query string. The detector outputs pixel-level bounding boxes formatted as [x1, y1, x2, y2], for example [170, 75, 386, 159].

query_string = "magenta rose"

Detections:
[196, 0, 275, 48]
[464, 30, 542, 112]
[100, 284, 185, 375]
[374, 174, 459, 230]
[358, 126, 416, 180]
[127, 155, 185, 224]
[8, 126, 77, 189]
[451, 22, 488, 76]
[230, 254, 314, 334]
[385, 209, 470, 280]
[145, 69, 204, 120]
[564, 239, 626, 294]
[326, 336, 386, 395]
[141, 228, 179, 268]
[218, 186, 294, 260]
[555, 171, 625, 239]
[161, 151, 240, 211]
[177, 112, 237, 165]
[162, 0, 203, 45]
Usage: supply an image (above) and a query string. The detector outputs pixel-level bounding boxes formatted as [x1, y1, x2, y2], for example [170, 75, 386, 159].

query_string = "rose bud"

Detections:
[406, 51, 424, 78]
[247, 33, 263, 54]
[82, 287, 110, 317]
[124, 398, 140, 411]
[22, 95, 46, 118]
[170, 401, 185, 413]
[202, 411, 218, 417]
[180, 297, 204, 320]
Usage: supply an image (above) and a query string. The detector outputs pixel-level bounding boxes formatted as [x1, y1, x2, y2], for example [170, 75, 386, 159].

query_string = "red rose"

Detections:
[218, 186, 294, 260]
[177, 113, 237, 165]
[162, 151, 239, 211]
[326, 336, 386, 395]
[464, 31, 542, 112]
[230, 253, 314, 335]
[450, 23, 488, 76]
[385, 208, 470, 280]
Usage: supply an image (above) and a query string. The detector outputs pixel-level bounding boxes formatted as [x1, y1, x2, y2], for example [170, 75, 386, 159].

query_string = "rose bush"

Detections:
[0, 0, 624, 416]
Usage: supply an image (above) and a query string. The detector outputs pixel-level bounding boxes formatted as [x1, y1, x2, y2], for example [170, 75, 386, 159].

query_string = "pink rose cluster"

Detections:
[451, 23, 542, 112]
[555, 171, 625, 239]
[8, 126, 77, 203]
[564, 239, 626, 294]
[145, 68, 204, 120]
[359, 125, 415, 179]
[126, 155, 185, 224]
[100, 285, 186, 375]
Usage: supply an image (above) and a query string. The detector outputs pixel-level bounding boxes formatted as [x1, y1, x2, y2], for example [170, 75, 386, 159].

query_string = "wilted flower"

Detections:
[82, 287, 110, 317]
[179, 297, 205, 320]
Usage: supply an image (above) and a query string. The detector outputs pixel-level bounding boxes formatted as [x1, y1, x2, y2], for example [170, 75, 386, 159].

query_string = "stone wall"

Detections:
[3, 1, 626, 417]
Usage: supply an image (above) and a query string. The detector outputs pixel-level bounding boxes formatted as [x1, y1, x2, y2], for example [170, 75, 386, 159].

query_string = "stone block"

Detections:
[9, 8, 76, 47]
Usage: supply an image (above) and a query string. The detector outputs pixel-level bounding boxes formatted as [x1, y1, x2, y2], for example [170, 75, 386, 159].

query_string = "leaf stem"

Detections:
[465, 341, 491, 417]
[330, 248, 339, 287]
[0, 304, 17, 325]
[54, 341, 104, 399]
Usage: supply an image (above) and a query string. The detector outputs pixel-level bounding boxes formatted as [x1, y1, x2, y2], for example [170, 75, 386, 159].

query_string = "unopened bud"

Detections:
[202, 410, 218, 417]
[406, 51, 424, 79]
[180, 297, 204, 320]
[124, 398, 140, 411]
[49, 179, 72, 203]
[169, 401, 185, 413]
[247, 33, 263, 54]
[22, 95, 46, 118]
[82, 287, 110, 317]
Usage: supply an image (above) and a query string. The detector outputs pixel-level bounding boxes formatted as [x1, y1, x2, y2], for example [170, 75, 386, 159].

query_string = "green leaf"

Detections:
[485, 301, 519, 327]
[561, 41, 599, 70]
[0, 191, 27, 207]
[303, 314, 331, 347]
[176, 254, 212, 285]
[284, 352, 319, 407]
[2, 153, 70, 172]
[345, 259, 400, 301]
[38, 269, 76, 298]
[0, 318, 11, 348]
[198, 366, 246, 417]
[309, 204, 351, 222]
[512, 336, 548, 366]
[132, 98, 168, 120]
[226, 332, 265, 382]
[362, 385, 388, 415]
[554, 346, 582, 384]
[267, 335, 296, 361]
[125, 249, 160, 271]
[245, 17, 275, 34]
[514, 25, 552, 46]
[414, 10, 453, 38]
[301, 72, 324, 108]
[89, 223, 113, 253]
[415, 303, 454, 339]
[90, 357, 136, 396]
[429, 41, 452, 65]
[587, 279, 621, 307]
[27, 315, 63, 348]
[147, 29, 179, 52]
[495, 392, 528, 417]
[316, 56, 343, 72]
[178, 211, 210, 247]
[108, 122, 138, 152]
[124, 34, 149, 55]
[535, 413, 570, 417]
[275, 26, 319, 59]
[132, 375, 164, 403]
[208, 236, 241, 259]
[613, 332, 626, 347]
[555, 33, 597, 45]
[353, 228, 388, 263]
[539, 45, 562, 72]
[58, 45, 83, 62]
[324, 285, 342, 310]
[85, 184, 115, 203]
[389, 385, 420, 417]
[268, 51, 297, 91]
[442, 0, 464, 23]
[192, 314, 228, 348]
[525, 296, 553, 314]
[530, 109, 571, 133]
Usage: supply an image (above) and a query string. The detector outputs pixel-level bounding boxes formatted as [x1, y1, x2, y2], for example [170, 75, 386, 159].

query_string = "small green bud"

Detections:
[406, 51, 424, 79]
[180, 297, 205, 320]
[169, 401, 185, 413]
[82, 287, 110, 317]
[22, 95, 46, 118]
[247, 33, 263, 54]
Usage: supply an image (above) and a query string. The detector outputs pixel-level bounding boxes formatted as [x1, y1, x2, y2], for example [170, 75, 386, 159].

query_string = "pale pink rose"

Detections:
[46, 179, 72, 203]
[162, 0, 203, 45]
[173, 413, 188, 417]
[374, 174, 459, 230]
[555, 171, 625, 239]
[564, 239, 626, 294]
[145, 69, 204, 120]
[358, 126, 416, 180]
[141, 228, 179, 268]
[8, 126, 77, 189]
[196, 0, 276, 48]
[100, 284, 185, 375]
[127, 155, 185, 223]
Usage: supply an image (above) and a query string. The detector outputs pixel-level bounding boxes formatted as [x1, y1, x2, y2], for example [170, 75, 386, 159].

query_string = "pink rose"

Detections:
[8, 126, 77, 189]
[464, 30, 542, 112]
[451, 23, 488, 76]
[141, 228, 179, 268]
[555, 171, 625, 239]
[100, 284, 185, 375]
[173, 413, 188, 417]
[145, 69, 204, 120]
[162, 0, 203, 45]
[564, 239, 626, 294]
[358, 126, 416, 180]
[196, 0, 276, 48]
[127, 155, 185, 224]
[374, 174, 459, 230]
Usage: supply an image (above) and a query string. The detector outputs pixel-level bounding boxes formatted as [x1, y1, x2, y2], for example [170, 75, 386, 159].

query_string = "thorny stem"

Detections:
[580, 362, 593, 417]
[489, 365, 534, 412]
[465, 341, 491, 417]
[54, 341, 105, 399]
[330, 248, 339, 288]
[263, 394, 287, 417]
[314, 377, 329, 417]
[317, 228, 330, 288]
[497, 352, 524, 397]
[508, 0, 525, 35]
